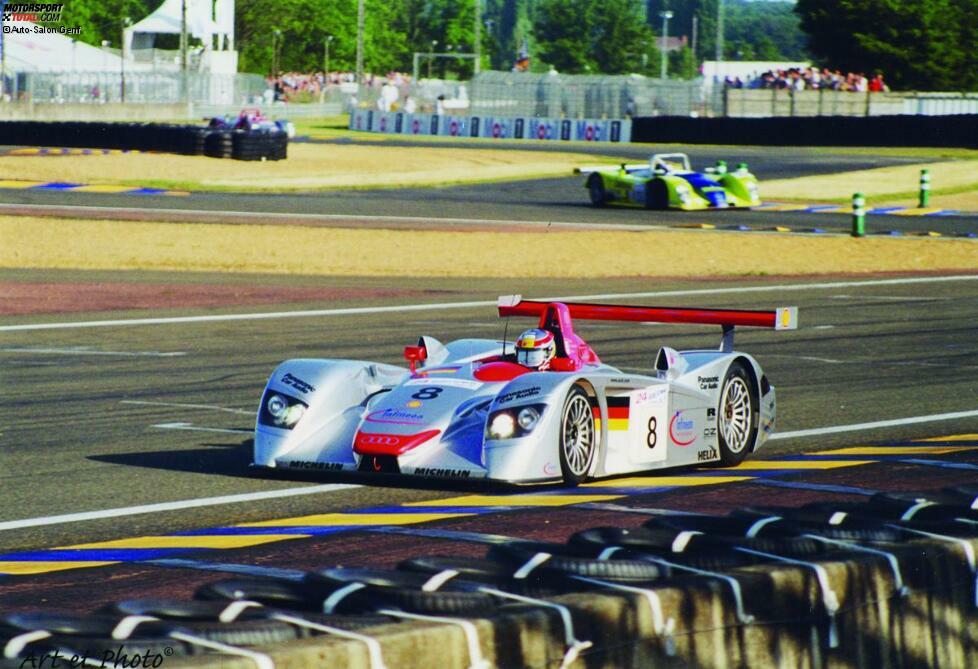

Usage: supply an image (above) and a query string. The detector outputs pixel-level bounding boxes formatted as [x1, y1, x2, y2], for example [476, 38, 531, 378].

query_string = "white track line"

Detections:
[122, 400, 254, 416]
[3, 274, 976, 332]
[0, 346, 185, 357]
[151, 422, 252, 434]
[3, 409, 975, 532]
[0, 483, 361, 533]
[0, 202, 657, 232]
[770, 410, 978, 440]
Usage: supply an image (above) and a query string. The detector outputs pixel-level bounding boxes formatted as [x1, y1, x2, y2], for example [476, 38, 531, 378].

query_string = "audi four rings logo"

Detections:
[361, 435, 400, 446]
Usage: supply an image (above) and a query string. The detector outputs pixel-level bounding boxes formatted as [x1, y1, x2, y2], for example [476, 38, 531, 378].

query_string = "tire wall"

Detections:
[0, 121, 288, 160]
[174, 536, 978, 669]
[630, 114, 978, 148]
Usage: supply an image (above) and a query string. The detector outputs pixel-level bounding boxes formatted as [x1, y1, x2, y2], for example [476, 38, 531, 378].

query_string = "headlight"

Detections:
[267, 394, 289, 419]
[676, 185, 691, 203]
[259, 391, 308, 429]
[486, 404, 547, 440]
[517, 406, 540, 431]
[488, 413, 516, 439]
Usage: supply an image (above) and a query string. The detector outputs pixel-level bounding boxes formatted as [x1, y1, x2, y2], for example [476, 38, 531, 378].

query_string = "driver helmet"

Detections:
[515, 328, 556, 369]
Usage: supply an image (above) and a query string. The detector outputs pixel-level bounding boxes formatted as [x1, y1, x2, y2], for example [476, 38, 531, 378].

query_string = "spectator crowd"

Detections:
[266, 70, 414, 105]
[725, 67, 889, 93]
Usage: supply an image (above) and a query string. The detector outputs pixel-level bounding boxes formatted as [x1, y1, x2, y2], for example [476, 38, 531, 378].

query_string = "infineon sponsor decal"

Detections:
[365, 408, 425, 425]
[669, 410, 697, 446]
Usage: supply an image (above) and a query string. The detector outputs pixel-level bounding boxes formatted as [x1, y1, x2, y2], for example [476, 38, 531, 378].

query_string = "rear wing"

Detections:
[574, 163, 648, 175]
[497, 295, 797, 352]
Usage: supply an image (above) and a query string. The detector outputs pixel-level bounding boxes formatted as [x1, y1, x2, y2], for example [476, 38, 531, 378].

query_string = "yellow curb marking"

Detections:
[819, 446, 978, 456]
[0, 180, 45, 188]
[240, 512, 472, 527]
[728, 460, 873, 470]
[0, 561, 119, 575]
[584, 475, 753, 487]
[405, 494, 621, 507]
[66, 534, 305, 549]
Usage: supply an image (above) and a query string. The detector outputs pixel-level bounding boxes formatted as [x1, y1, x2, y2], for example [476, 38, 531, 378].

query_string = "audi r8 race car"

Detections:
[253, 296, 797, 485]
[575, 153, 761, 210]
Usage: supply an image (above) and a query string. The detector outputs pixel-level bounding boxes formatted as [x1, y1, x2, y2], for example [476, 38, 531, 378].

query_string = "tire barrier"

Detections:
[4, 488, 978, 669]
[630, 114, 978, 149]
[0, 121, 288, 161]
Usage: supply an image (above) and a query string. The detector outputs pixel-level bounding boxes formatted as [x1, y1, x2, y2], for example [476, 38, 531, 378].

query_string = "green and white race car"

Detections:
[576, 153, 761, 210]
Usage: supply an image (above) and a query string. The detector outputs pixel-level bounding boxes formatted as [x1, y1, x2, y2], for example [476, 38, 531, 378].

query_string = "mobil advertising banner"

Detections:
[348, 111, 631, 142]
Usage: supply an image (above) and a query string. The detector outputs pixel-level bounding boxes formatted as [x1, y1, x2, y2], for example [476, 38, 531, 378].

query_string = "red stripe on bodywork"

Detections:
[354, 429, 441, 456]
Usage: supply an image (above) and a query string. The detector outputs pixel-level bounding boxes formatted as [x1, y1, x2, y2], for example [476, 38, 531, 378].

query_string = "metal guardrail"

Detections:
[5, 71, 267, 106]
[723, 88, 978, 117]
[467, 71, 719, 119]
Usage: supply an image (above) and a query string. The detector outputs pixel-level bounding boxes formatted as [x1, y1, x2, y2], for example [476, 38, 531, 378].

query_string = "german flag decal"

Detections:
[595, 396, 630, 432]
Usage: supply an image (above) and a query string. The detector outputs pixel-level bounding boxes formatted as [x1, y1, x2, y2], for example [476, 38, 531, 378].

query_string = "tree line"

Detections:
[42, 0, 978, 90]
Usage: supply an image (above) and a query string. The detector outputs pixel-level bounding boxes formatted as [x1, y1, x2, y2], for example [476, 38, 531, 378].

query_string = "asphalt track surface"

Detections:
[1, 142, 977, 235]
[2, 274, 978, 572]
[2, 144, 978, 618]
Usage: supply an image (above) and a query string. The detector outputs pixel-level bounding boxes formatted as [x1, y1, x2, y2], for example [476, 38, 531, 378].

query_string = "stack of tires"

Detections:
[0, 120, 288, 160]
[229, 127, 288, 161]
[3, 487, 976, 667]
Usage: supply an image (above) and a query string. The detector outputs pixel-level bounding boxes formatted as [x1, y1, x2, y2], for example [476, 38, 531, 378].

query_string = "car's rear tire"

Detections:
[559, 386, 596, 486]
[717, 361, 757, 466]
[645, 178, 669, 210]
[587, 173, 607, 207]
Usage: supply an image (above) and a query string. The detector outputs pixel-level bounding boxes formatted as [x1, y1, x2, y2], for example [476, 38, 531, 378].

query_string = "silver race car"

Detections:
[253, 296, 797, 485]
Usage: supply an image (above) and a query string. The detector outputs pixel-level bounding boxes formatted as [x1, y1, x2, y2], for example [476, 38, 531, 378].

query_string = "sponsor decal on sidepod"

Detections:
[669, 410, 697, 446]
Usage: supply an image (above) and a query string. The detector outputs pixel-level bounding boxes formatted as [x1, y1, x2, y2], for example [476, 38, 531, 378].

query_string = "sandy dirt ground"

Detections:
[762, 160, 978, 207]
[2, 217, 975, 279]
[0, 143, 605, 190]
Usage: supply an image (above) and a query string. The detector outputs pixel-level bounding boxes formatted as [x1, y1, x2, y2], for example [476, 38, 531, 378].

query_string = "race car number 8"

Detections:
[411, 387, 443, 400]
[647, 417, 657, 448]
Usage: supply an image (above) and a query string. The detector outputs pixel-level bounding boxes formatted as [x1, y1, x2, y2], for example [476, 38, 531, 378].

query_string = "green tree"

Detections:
[534, 0, 653, 74]
[647, 0, 809, 64]
[236, 0, 407, 75]
[794, 0, 978, 90]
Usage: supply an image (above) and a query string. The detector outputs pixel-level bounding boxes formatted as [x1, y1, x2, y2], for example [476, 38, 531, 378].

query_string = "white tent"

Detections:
[123, 0, 233, 56]
[1, 20, 152, 73]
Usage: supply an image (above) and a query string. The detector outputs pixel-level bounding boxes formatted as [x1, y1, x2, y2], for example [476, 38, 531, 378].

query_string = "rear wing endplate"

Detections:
[498, 295, 797, 352]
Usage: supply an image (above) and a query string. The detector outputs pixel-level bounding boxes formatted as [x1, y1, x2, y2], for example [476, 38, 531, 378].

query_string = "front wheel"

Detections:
[645, 178, 669, 210]
[716, 362, 757, 466]
[559, 386, 596, 486]
[587, 174, 607, 207]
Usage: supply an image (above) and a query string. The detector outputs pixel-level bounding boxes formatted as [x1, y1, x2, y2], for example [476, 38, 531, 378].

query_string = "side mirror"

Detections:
[654, 346, 688, 380]
[403, 345, 427, 373]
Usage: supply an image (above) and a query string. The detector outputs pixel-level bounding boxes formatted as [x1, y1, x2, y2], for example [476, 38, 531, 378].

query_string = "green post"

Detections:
[918, 169, 930, 208]
[852, 192, 866, 237]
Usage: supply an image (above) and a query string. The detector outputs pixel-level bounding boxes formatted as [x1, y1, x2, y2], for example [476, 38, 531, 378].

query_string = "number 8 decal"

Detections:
[411, 387, 443, 400]
[647, 416, 657, 448]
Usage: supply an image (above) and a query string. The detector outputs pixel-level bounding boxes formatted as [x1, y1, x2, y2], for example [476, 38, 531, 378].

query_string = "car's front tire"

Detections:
[559, 386, 596, 486]
[587, 174, 607, 207]
[645, 178, 669, 210]
[717, 361, 757, 466]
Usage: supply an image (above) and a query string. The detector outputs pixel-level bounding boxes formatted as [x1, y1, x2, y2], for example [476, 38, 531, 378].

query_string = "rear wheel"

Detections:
[559, 387, 596, 486]
[645, 178, 669, 209]
[717, 362, 757, 466]
[587, 174, 607, 207]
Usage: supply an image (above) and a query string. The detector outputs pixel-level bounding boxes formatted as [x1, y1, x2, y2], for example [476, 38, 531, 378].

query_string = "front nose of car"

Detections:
[253, 427, 290, 466]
